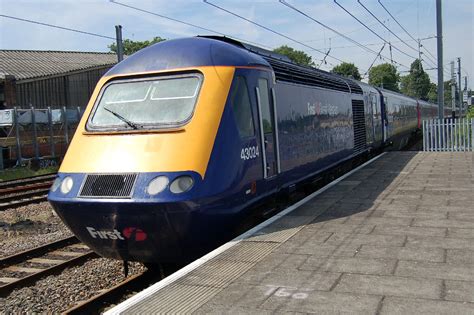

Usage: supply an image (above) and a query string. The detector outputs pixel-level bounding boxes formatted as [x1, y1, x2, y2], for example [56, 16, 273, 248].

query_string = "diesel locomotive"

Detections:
[48, 36, 440, 264]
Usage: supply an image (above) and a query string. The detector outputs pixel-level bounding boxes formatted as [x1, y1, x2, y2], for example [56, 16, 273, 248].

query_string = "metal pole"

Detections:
[436, 0, 444, 120]
[31, 106, 39, 160]
[471, 119, 474, 151]
[451, 61, 456, 118]
[457, 57, 462, 116]
[48, 107, 55, 158]
[14, 107, 22, 165]
[115, 25, 124, 62]
[76, 106, 82, 122]
[418, 40, 422, 71]
[62, 106, 69, 145]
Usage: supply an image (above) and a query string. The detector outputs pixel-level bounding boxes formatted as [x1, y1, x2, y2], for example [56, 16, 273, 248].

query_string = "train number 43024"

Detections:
[241, 146, 259, 160]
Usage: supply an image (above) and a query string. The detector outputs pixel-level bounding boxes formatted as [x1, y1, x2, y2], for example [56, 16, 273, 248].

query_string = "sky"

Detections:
[1, 0, 473, 89]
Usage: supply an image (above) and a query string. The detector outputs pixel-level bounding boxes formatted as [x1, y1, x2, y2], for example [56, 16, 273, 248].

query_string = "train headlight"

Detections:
[51, 177, 62, 192]
[147, 176, 169, 195]
[60, 176, 74, 194]
[170, 176, 194, 194]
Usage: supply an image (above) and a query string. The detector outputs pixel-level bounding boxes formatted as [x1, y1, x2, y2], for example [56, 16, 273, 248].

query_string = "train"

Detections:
[48, 36, 445, 265]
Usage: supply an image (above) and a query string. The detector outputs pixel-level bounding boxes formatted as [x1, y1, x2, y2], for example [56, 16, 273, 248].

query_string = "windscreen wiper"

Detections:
[103, 107, 140, 130]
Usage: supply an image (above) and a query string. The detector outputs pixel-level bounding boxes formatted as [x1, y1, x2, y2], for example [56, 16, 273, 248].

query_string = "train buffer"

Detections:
[106, 151, 474, 314]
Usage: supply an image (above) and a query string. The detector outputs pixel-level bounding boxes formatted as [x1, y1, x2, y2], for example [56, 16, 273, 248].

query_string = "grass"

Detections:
[0, 165, 59, 182]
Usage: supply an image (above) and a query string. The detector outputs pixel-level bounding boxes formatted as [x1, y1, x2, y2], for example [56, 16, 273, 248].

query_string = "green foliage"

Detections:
[467, 105, 474, 119]
[444, 80, 455, 106]
[427, 82, 437, 103]
[368, 63, 400, 92]
[109, 37, 166, 55]
[426, 81, 456, 105]
[400, 59, 431, 100]
[331, 62, 361, 80]
[273, 45, 314, 67]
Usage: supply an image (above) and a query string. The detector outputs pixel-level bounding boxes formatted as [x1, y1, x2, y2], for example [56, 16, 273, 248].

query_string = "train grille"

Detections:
[79, 174, 137, 198]
[352, 99, 367, 154]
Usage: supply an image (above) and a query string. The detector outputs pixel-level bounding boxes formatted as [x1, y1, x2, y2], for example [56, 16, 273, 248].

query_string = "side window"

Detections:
[371, 94, 378, 116]
[258, 78, 272, 134]
[231, 76, 254, 138]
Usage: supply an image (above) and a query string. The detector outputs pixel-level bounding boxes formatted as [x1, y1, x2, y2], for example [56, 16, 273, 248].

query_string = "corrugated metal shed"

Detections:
[0, 50, 117, 81]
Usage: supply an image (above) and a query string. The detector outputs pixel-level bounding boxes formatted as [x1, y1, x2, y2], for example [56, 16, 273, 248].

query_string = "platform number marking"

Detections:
[240, 145, 259, 161]
[264, 285, 310, 300]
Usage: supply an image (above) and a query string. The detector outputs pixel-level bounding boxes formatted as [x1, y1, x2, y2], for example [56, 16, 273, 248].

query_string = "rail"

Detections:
[0, 237, 96, 297]
[0, 174, 55, 210]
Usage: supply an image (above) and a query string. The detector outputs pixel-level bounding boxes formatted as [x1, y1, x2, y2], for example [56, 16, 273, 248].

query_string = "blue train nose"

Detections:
[50, 201, 184, 263]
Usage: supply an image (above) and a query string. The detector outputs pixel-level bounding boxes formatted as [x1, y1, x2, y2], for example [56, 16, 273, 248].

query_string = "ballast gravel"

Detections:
[0, 202, 149, 313]
[0, 201, 71, 258]
[0, 258, 146, 313]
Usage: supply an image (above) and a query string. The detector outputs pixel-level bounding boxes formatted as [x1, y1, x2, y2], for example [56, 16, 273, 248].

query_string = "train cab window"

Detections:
[88, 73, 202, 130]
[230, 76, 255, 138]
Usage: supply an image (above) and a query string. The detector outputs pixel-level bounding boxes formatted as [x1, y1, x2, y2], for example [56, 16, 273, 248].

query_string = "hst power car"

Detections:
[48, 36, 438, 264]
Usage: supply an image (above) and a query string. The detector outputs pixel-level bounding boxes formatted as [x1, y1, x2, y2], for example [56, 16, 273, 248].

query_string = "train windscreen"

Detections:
[88, 73, 202, 130]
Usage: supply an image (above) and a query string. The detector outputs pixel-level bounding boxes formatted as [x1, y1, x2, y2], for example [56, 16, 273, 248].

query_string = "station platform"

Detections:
[107, 151, 474, 314]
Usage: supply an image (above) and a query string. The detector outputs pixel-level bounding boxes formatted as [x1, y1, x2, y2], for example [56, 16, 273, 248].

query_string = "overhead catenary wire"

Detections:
[109, 0, 272, 50]
[0, 14, 116, 40]
[378, 0, 418, 43]
[279, 0, 406, 70]
[333, 0, 417, 61]
[376, 1, 449, 76]
[363, 43, 386, 79]
[357, 0, 419, 53]
[309, 38, 418, 50]
[203, 0, 351, 68]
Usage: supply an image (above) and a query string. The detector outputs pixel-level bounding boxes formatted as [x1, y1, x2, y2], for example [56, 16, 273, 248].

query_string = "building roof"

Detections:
[0, 50, 118, 81]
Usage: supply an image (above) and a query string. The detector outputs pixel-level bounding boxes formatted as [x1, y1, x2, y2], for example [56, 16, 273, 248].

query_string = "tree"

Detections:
[273, 45, 314, 67]
[400, 59, 431, 100]
[427, 82, 437, 103]
[109, 37, 166, 55]
[427, 81, 458, 106]
[467, 104, 474, 119]
[368, 63, 400, 92]
[444, 80, 455, 106]
[331, 62, 361, 80]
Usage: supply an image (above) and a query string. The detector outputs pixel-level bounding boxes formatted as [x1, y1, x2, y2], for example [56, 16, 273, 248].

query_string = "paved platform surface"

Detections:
[111, 152, 474, 314]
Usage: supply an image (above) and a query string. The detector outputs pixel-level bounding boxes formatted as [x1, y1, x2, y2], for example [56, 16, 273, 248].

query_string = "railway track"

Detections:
[0, 174, 56, 190]
[0, 174, 56, 210]
[0, 236, 97, 298]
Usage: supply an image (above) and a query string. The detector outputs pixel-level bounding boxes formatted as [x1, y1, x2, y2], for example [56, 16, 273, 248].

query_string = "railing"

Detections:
[0, 106, 84, 168]
[423, 118, 474, 152]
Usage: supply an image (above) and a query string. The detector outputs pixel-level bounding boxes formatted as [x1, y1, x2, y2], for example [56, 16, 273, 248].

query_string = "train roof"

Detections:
[106, 37, 271, 77]
[214, 37, 362, 94]
[106, 36, 363, 95]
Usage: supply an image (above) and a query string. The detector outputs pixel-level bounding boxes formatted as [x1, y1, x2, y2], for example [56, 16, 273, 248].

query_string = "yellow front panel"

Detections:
[60, 66, 235, 178]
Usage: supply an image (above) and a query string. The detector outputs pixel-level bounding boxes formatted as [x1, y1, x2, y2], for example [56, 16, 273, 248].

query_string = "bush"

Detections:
[466, 105, 474, 119]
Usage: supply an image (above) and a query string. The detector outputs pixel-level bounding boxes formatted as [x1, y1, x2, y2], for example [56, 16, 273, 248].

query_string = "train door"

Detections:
[255, 74, 280, 180]
[370, 92, 382, 143]
[416, 101, 421, 128]
[365, 93, 375, 144]
[381, 95, 388, 143]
